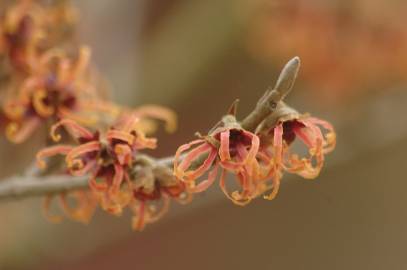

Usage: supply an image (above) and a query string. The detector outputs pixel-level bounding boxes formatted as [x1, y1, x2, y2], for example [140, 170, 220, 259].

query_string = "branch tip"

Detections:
[273, 56, 301, 99]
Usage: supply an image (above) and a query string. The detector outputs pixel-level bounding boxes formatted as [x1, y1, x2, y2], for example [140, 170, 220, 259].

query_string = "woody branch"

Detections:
[0, 57, 301, 201]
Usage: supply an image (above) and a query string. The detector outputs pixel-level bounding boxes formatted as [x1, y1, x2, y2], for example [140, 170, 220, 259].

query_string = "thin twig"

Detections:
[0, 57, 300, 201]
[0, 155, 175, 202]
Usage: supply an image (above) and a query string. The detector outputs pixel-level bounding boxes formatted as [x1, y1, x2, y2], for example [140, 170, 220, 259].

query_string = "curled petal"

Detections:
[256, 151, 274, 179]
[98, 191, 128, 216]
[134, 132, 157, 150]
[57, 58, 71, 86]
[219, 169, 251, 206]
[324, 133, 336, 154]
[273, 123, 284, 170]
[106, 129, 134, 145]
[307, 117, 336, 153]
[32, 89, 54, 117]
[292, 124, 314, 148]
[146, 195, 170, 223]
[42, 195, 63, 223]
[36, 144, 73, 169]
[189, 163, 219, 193]
[243, 130, 260, 165]
[117, 113, 140, 133]
[6, 117, 41, 144]
[57, 107, 98, 127]
[174, 191, 193, 205]
[263, 172, 282, 201]
[175, 140, 218, 183]
[178, 143, 211, 172]
[71, 46, 91, 79]
[132, 201, 146, 231]
[219, 130, 231, 162]
[89, 173, 108, 192]
[131, 195, 171, 231]
[65, 141, 100, 174]
[18, 77, 43, 102]
[219, 160, 243, 172]
[134, 105, 177, 133]
[3, 100, 26, 119]
[184, 148, 217, 182]
[109, 163, 124, 195]
[70, 160, 97, 177]
[231, 172, 252, 205]
[284, 118, 332, 179]
[58, 191, 96, 224]
[286, 143, 324, 179]
[173, 139, 204, 176]
[51, 118, 94, 142]
[218, 130, 260, 172]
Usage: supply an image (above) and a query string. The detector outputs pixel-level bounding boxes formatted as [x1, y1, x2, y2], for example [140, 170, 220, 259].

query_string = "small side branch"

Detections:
[0, 155, 175, 202]
[0, 175, 88, 201]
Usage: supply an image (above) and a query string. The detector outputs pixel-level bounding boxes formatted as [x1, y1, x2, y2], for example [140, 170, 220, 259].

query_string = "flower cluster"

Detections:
[0, 0, 76, 73]
[174, 103, 336, 205]
[36, 110, 187, 230]
[3, 46, 114, 143]
[1, 0, 97, 143]
[0, 0, 337, 231]
[130, 164, 191, 230]
[1, 0, 188, 231]
[256, 102, 336, 200]
[174, 115, 265, 206]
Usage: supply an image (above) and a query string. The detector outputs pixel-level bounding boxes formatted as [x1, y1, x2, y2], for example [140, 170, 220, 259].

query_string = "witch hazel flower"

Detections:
[36, 113, 157, 215]
[3, 46, 115, 143]
[0, 0, 78, 73]
[129, 164, 191, 231]
[174, 112, 267, 205]
[256, 102, 336, 199]
[36, 103, 176, 212]
[0, 0, 44, 72]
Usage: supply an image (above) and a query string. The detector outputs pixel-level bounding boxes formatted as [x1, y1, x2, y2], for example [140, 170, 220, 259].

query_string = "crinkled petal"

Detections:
[106, 129, 134, 145]
[32, 89, 54, 117]
[134, 105, 177, 133]
[109, 163, 124, 195]
[219, 129, 231, 161]
[219, 169, 251, 206]
[36, 144, 73, 169]
[189, 163, 219, 193]
[131, 201, 146, 231]
[6, 117, 41, 144]
[65, 141, 100, 175]
[184, 148, 217, 182]
[51, 118, 94, 142]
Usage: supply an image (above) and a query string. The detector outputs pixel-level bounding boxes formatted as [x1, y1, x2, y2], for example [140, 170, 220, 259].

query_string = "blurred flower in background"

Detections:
[244, 0, 407, 103]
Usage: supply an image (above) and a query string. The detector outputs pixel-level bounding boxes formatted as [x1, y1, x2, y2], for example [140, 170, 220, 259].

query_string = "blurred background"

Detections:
[1, 0, 407, 269]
